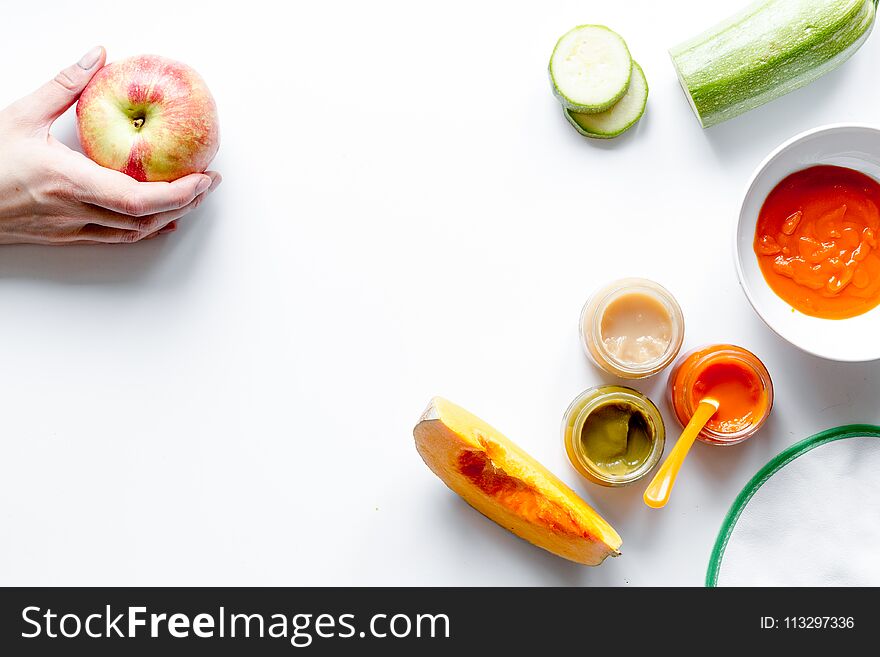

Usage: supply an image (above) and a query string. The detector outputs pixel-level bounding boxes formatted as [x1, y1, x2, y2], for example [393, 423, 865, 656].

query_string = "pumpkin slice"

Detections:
[414, 397, 622, 565]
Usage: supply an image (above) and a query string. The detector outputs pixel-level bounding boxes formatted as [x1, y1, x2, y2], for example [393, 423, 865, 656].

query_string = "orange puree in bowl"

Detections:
[754, 165, 880, 319]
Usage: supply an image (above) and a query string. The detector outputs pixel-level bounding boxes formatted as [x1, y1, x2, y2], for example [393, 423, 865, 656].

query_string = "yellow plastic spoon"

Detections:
[643, 398, 719, 509]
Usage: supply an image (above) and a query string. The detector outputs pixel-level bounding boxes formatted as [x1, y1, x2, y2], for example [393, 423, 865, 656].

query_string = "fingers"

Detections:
[68, 152, 213, 216]
[73, 221, 175, 244]
[72, 171, 221, 230]
[70, 225, 142, 244]
[62, 224, 173, 245]
[66, 170, 219, 244]
[11, 46, 105, 129]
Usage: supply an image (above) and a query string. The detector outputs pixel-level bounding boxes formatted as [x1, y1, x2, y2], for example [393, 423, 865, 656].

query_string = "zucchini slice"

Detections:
[564, 61, 648, 139]
[550, 25, 632, 113]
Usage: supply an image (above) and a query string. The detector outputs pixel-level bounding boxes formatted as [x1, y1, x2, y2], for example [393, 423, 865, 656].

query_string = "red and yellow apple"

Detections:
[76, 55, 219, 182]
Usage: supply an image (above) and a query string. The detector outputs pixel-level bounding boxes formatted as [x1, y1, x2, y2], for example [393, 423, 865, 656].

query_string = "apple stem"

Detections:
[132, 117, 145, 129]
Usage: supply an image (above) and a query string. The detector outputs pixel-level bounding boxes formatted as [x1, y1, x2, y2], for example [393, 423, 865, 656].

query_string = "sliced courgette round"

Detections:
[549, 25, 632, 113]
[564, 61, 648, 139]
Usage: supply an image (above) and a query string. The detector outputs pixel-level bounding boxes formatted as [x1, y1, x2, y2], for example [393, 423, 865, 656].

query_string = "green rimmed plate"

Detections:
[707, 425, 880, 587]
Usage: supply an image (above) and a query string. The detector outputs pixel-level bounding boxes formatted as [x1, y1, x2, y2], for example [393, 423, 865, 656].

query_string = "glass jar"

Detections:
[668, 344, 774, 446]
[562, 385, 666, 487]
[580, 278, 685, 379]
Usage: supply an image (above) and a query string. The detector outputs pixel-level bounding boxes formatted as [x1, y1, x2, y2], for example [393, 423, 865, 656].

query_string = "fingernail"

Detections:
[78, 46, 103, 70]
[195, 176, 212, 195]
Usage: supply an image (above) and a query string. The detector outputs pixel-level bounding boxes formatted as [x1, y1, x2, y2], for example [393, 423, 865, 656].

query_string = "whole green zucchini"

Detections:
[671, 0, 878, 127]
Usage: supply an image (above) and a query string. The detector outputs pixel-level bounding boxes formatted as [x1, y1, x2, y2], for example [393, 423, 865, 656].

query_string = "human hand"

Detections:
[0, 46, 221, 245]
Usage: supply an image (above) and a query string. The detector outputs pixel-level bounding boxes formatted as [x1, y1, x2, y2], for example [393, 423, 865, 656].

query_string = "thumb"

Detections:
[14, 46, 106, 129]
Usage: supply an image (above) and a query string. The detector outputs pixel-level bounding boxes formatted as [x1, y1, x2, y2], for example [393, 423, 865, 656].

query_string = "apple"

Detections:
[76, 55, 219, 183]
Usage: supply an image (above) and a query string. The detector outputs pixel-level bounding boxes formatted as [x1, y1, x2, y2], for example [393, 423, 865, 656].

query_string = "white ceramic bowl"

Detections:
[735, 124, 880, 362]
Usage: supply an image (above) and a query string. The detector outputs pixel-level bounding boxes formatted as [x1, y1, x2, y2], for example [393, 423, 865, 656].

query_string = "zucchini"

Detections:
[670, 0, 878, 128]
[565, 62, 648, 138]
[550, 25, 632, 113]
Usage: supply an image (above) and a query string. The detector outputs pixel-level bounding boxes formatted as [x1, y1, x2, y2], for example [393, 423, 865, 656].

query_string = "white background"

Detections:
[1, 0, 878, 586]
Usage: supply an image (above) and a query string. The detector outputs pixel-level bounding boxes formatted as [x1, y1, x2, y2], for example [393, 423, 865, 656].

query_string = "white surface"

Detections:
[736, 124, 880, 362]
[1, 0, 879, 587]
[717, 436, 880, 586]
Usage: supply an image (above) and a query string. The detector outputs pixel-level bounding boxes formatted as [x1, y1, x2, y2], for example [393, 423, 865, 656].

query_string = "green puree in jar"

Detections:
[580, 402, 654, 476]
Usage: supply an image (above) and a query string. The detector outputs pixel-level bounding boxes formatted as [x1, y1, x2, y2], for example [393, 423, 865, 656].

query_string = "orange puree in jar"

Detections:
[691, 360, 764, 434]
[668, 345, 773, 446]
[754, 165, 880, 319]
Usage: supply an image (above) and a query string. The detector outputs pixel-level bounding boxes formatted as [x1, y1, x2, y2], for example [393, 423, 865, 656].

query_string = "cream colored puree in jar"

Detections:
[581, 278, 684, 379]
[602, 292, 671, 363]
